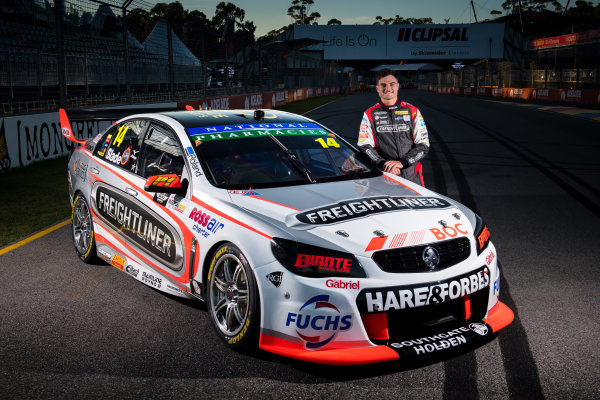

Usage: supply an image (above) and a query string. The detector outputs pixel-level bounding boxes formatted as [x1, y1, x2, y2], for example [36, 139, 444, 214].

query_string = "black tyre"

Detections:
[71, 195, 98, 263]
[207, 243, 260, 349]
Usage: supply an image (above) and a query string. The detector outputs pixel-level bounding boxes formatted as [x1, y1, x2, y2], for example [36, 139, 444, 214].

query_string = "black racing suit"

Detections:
[357, 98, 430, 186]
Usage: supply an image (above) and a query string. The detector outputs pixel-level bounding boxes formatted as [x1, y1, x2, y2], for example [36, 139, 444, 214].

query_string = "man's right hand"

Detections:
[383, 160, 403, 175]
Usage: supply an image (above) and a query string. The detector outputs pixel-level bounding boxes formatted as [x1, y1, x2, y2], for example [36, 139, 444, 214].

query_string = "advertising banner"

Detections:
[530, 29, 600, 50]
[0, 112, 113, 172]
[294, 24, 506, 60]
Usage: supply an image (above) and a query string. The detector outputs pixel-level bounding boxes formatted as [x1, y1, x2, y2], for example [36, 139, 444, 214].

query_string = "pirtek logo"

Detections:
[398, 27, 468, 42]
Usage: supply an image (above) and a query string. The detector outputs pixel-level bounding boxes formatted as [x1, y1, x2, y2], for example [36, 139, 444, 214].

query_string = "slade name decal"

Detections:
[357, 266, 489, 313]
[94, 185, 182, 269]
[296, 196, 452, 225]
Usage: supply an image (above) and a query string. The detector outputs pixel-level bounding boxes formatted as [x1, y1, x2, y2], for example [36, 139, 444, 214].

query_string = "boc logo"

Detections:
[286, 294, 353, 349]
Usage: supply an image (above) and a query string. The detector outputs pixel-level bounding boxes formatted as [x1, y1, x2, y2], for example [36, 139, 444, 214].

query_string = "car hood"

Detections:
[227, 175, 472, 255]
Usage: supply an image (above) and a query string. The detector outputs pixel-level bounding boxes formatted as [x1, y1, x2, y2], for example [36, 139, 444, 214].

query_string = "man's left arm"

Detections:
[399, 109, 430, 168]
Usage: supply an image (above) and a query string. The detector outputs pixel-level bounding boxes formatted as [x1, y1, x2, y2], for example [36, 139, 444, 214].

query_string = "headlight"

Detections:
[474, 214, 491, 255]
[271, 238, 366, 278]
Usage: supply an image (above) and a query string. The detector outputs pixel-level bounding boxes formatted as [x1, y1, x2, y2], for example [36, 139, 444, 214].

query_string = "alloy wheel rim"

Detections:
[73, 200, 91, 255]
[210, 253, 249, 336]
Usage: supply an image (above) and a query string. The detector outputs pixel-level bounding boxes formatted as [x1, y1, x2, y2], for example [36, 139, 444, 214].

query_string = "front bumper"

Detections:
[259, 300, 513, 365]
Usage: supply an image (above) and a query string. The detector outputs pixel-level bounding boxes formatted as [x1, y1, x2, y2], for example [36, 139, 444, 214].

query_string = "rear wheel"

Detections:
[72, 195, 98, 263]
[207, 243, 259, 349]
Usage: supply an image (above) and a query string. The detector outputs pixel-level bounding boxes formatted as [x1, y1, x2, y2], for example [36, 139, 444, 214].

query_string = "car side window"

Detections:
[96, 120, 148, 173]
[139, 124, 186, 179]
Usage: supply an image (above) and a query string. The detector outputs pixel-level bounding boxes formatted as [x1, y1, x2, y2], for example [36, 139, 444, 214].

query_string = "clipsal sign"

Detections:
[397, 26, 468, 42]
[294, 24, 505, 60]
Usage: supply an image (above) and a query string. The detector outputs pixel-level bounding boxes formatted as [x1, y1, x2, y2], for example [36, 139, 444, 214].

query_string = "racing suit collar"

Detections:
[379, 97, 400, 110]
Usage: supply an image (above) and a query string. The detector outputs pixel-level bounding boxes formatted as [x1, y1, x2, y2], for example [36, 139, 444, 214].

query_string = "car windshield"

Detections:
[188, 122, 379, 189]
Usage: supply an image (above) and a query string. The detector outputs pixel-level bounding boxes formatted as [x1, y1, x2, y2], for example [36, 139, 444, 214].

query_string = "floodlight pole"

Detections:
[470, 0, 478, 23]
[122, 0, 133, 103]
[54, 0, 66, 108]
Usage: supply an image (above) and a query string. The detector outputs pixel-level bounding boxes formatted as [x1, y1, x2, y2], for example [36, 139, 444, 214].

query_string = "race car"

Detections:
[62, 107, 513, 365]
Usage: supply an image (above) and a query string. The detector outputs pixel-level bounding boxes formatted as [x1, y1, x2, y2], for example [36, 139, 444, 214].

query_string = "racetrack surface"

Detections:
[1, 91, 599, 398]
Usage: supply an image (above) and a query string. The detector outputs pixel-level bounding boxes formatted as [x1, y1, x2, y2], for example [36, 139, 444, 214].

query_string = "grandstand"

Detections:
[0, 0, 207, 114]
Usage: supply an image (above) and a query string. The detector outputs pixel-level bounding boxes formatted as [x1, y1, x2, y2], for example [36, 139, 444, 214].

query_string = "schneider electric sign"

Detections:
[294, 24, 505, 60]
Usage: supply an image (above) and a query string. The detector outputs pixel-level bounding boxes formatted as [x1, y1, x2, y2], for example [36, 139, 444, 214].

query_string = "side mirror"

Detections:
[144, 174, 188, 196]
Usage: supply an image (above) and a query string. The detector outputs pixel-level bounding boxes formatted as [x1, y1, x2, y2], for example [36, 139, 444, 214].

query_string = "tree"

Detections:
[125, 8, 154, 43]
[563, 1, 600, 26]
[500, 0, 564, 13]
[150, 1, 187, 37]
[374, 15, 433, 24]
[327, 18, 342, 25]
[565, 0, 600, 19]
[288, 0, 321, 25]
[261, 25, 292, 40]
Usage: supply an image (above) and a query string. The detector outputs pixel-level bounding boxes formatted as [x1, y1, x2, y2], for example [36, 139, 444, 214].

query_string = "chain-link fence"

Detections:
[0, 0, 347, 115]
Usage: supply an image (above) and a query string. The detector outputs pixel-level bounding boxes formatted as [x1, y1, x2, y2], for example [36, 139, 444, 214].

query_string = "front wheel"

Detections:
[207, 243, 259, 349]
[71, 195, 98, 263]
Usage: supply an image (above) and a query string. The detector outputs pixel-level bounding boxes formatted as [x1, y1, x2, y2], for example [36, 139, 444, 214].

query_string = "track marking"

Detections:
[484, 99, 600, 121]
[0, 218, 71, 256]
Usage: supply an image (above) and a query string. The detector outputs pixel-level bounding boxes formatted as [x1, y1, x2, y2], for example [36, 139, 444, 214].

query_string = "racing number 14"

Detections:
[113, 125, 130, 147]
[315, 137, 340, 148]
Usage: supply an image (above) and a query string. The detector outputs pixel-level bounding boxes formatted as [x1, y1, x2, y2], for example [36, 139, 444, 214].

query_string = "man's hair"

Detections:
[376, 68, 397, 84]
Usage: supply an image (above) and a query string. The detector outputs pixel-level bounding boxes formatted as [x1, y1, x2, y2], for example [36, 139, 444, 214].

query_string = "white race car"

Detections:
[62, 108, 513, 365]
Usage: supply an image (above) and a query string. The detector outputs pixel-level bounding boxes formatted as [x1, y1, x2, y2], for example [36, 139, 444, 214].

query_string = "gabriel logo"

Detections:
[266, 271, 283, 287]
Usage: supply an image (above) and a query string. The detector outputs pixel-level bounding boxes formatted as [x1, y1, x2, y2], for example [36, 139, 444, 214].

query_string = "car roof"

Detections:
[158, 109, 311, 130]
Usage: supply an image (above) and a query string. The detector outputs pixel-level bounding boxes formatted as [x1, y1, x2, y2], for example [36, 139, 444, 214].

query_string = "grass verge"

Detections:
[0, 155, 71, 247]
[0, 94, 347, 248]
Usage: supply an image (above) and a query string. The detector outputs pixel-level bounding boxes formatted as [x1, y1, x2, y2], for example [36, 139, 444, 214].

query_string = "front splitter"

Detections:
[259, 301, 514, 365]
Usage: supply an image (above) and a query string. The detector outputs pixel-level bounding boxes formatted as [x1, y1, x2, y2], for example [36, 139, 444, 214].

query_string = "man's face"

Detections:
[376, 74, 399, 104]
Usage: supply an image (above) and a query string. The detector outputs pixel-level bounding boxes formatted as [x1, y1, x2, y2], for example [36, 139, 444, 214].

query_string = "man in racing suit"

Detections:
[357, 68, 430, 186]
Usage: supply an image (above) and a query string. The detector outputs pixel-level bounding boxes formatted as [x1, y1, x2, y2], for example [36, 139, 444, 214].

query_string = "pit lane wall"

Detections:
[176, 87, 342, 111]
[0, 87, 343, 172]
[425, 86, 600, 105]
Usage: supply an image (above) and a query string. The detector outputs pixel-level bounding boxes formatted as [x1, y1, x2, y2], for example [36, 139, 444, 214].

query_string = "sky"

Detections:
[174, 0, 516, 36]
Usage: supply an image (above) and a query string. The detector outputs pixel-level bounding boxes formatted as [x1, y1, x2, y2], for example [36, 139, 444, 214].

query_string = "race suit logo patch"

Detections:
[286, 295, 353, 350]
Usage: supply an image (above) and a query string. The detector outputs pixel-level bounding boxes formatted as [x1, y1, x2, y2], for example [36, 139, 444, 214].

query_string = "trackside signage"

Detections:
[0, 112, 113, 172]
[294, 24, 506, 60]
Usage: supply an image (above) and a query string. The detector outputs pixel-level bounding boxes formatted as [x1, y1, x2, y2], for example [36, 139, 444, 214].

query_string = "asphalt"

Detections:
[0, 90, 598, 399]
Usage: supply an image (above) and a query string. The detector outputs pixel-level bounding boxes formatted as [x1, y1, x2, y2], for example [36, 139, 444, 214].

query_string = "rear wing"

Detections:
[59, 108, 87, 145]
